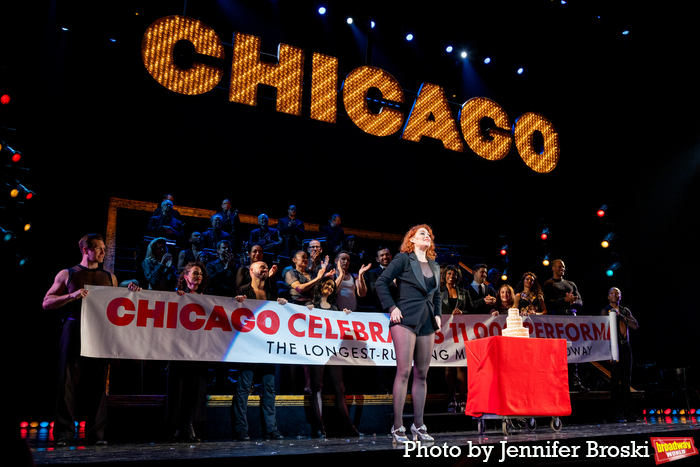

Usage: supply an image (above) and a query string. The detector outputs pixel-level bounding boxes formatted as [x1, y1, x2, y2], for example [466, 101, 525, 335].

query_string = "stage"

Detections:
[23, 416, 699, 466]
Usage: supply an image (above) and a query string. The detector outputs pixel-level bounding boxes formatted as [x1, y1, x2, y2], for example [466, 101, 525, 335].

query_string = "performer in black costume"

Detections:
[375, 224, 442, 444]
[43, 233, 138, 447]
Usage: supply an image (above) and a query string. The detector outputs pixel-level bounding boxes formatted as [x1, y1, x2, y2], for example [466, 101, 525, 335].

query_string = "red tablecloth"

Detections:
[464, 336, 571, 417]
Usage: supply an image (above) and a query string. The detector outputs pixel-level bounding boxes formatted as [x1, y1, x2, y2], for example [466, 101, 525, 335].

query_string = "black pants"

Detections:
[54, 319, 109, 441]
[610, 342, 633, 417]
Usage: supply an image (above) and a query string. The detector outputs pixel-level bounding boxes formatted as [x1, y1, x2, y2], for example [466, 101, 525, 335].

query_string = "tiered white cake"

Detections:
[502, 307, 530, 337]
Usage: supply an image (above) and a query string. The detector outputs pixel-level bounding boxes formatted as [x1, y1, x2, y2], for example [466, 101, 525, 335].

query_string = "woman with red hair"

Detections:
[375, 224, 442, 444]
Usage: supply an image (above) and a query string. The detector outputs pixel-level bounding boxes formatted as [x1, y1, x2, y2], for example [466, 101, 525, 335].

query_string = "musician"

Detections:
[248, 214, 282, 255]
[216, 199, 241, 250]
[201, 214, 231, 250]
[277, 205, 305, 257]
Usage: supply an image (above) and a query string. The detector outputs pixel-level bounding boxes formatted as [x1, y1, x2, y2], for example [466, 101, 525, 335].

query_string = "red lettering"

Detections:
[231, 308, 255, 332]
[106, 297, 135, 326]
[369, 322, 386, 343]
[288, 313, 306, 337]
[256, 309, 280, 335]
[137, 300, 165, 328]
[592, 322, 605, 340]
[449, 322, 459, 343]
[352, 321, 369, 341]
[524, 322, 533, 335]
[434, 330, 444, 344]
[489, 322, 502, 336]
[166, 302, 178, 329]
[580, 323, 592, 341]
[544, 322, 555, 339]
[474, 322, 488, 339]
[180, 303, 206, 331]
[324, 318, 338, 339]
[555, 322, 565, 339]
[565, 323, 580, 341]
[204, 305, 233, 332]
[534, 322, 544, 338]
[338, 320, 352, 340]
[309, 315, 322, 338]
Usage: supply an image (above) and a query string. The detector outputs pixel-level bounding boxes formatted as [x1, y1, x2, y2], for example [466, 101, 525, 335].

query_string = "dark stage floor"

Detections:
[23, 416, 700, 466]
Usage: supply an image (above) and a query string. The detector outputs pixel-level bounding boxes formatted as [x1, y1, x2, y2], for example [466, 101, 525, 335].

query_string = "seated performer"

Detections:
[177, 231, 209, 273]
[142, 237, 178, 291]
[201, 214, 231, 251]
[232, 261, 286, 440]
[205, 240, 237, 297]
[146, 199, 184, 240]
[278, 204, 305, 257]
[249, 213, 283, 255]
[151, 193, 182, 219]
[601, 287, 640, 423]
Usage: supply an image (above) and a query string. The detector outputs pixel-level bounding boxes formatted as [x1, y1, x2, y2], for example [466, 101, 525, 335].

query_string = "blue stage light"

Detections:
[347, 17, 353, 25]
[622, 30, 629, 35]
[517, 68, 524, 74]
[318, 7, 326, 15]
[484, 57, 491, 64]
[461, 51, 467, 58]
[446, 46, 453, 53]
[371, 21, 375, 28]
[406, 34, 414, 41]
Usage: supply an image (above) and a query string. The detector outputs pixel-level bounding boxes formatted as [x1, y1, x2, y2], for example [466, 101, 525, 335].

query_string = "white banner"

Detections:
[81, 286, 616, 366]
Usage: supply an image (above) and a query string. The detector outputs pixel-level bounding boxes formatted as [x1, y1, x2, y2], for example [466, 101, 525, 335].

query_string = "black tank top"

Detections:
[65, 264, 113, 319]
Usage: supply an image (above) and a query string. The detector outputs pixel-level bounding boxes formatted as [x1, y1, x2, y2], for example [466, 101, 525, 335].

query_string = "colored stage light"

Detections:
[597, 204, 608, 217]
[500, 249, 507, 256]
[318, 7, 326, 15]
[541, 233, 548, 240]
[542, 258, 550, 267]
[10, 189, 18, 197]
[601, 241, 609, 248]
[20, 421, 28, 428]
[371, 21, 375, 29]
[517, 68, 524, 74]
[461, 51, 467, 58]
[406, 34, 414, 41]
[1, 94, 10, 105]
[24, 222, 31, 231]
[346, 17, 353, 24]
[601, 232, 614, 248]
[446, 46, 453, 53]
[61, 27, 68, 31]
[540, 228, 549, 240]
[606, 262, 620, 277]
[484, 57, 491, 64]
[30, 421, 39, 428]
[1, 227, 12, 242]
[664, 408, 671, 415]
[622, 30, 629, 35]
[40, 421, 49, 428]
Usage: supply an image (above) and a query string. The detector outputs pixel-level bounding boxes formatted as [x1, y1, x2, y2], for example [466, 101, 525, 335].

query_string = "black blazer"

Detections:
[365, 265, 397, 312]
[375, 252, 442, 328]
[440, 286, 472, 314]
[466, 283, 497, 313]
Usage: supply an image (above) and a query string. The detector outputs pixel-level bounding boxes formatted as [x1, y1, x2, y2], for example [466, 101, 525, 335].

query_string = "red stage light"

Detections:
[25, 192, 33, 200]
[500, 249, 507, 256]
[664, 408, 672, 415]
[20, 421, 29, 428]
[597, 209, 605, 217]
[0, 94, 10, 105]
[12, 153, 21, 162]
[540, 233, 548, 240]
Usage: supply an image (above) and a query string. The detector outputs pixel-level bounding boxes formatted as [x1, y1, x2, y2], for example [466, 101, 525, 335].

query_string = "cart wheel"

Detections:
[550, 417, 562, 432]
[502, 420, 510, 436]
[477, 419, 485, 435]
[526, 418, 537, 432]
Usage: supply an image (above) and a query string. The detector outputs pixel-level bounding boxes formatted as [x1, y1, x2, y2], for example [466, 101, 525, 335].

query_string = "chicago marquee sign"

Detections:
[141, 15, 560, 173]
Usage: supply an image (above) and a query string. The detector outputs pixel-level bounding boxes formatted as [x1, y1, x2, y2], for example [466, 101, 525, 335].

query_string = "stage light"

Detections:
[40, 421, 49, 428]
[446, 46, 453, 53]
[622, 30, 629, 35]
[601, 232, 614, 248]
[1, 227, 13, 242]
[501, 269, 508, 281]
[20, 421, 29, 428]
[664, 408, 671, 415]
[19, 257, 28, 266]
[517, 68, 524, 74]
[371, 21, 375, 28]
[500, 245, 508, 256]
[10, 188, 18, 197]
[24, 222, 31, 231]
[61, 27, 68, 31]
[542, 255, 550, 267]
[540, 228, 549, 240]
[1, 140, 22, 161]
[346, 17, 353, 24]
[461, 51, 467, 58]
[406, 34, 414, 41]
[484, 57, 491, 64]
[29, 421, 39, 428]
[318, 6, 326, 15]
[1, 94, 10, 105]
[606, 262, 620, 277]
[597, 204, 608, 217]
[110, 38, 116, 42]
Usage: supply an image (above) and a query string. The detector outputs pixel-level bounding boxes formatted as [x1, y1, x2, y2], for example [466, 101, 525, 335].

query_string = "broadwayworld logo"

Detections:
[650, 437, 698, 464]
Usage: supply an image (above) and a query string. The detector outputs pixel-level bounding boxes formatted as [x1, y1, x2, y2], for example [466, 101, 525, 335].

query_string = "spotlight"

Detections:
[500, 245, 508, 256]
[61, 27, 68, 31]
[446, 46, 453, 53]
[542, 255, 550, 267]
[371, 21, 375, 28]
[461, 51, 467, 58]
[622, 30, 629, 35]
[597, 204, 608, 217]
[1, 140, 21, 162]
[318, 6, 326, 15]
[406, 34, 414, 41]
[540, 228, 549, 241]
[501, 271, 508, 281]
[517, 68, 524, 75]
[601, 232, 615, 248]
[1, 94, 10, 105]
[1, 227, 13, 242]
[9, 182, 34, 200]
[606, 262, 621, 277]
[346, 17, 353, 24]
[484, 57, 491, 64]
